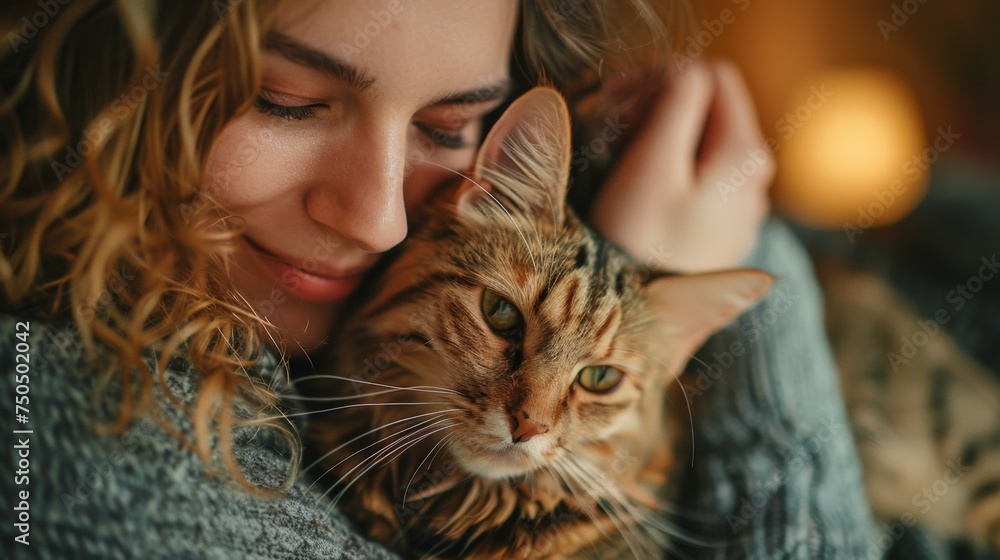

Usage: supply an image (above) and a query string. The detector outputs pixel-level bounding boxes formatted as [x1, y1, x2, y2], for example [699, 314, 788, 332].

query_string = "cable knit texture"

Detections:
[677, 221, 883, 558]
[0, 315, 397, 560]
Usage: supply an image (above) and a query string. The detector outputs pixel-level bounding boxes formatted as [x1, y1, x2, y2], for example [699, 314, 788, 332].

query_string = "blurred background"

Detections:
[686, 1, 999, 558]
[685, 0, 1000, 369]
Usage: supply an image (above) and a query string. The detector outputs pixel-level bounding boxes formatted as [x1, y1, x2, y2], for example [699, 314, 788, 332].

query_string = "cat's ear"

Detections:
[455, 86, 572, 227]
[642, 270, 774, 371]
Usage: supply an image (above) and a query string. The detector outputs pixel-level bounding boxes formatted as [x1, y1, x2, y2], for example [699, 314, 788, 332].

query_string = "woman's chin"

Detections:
[260, 302, 342, 354]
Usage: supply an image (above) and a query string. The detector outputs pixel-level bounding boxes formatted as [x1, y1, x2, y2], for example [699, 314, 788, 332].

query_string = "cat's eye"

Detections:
[481, 288, 523, 334]
[576, 365, 625, 394]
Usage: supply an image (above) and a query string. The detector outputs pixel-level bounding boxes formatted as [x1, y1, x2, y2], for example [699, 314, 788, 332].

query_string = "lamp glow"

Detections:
[775, 68, 928, 229]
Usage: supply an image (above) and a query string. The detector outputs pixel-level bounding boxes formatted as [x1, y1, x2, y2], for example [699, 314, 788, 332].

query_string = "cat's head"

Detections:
[342, 86, 773, 482]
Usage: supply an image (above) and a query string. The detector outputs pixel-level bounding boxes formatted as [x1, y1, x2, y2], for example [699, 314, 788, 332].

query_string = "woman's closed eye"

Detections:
[253, 92, 328, 121]
[413, 121, 472, 149]
[253, 93, 473, 149]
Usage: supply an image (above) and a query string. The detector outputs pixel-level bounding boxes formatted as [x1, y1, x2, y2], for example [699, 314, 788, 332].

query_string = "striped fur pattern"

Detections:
[822, 264, 1000, 555]
[303, 88, 772, 559]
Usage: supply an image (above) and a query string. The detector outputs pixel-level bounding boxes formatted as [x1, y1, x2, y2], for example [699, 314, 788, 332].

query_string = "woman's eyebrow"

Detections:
[264, 31, 375, 91]
[426, 81, 513, 108]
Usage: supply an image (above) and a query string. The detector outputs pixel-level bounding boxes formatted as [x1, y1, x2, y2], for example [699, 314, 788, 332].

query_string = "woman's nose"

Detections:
[305, 124, 408, 254]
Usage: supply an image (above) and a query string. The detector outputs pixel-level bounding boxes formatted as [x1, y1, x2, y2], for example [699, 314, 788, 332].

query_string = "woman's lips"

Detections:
[243, 237, 370, 303]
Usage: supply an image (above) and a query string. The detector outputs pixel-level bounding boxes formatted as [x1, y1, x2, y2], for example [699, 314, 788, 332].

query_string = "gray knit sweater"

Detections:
[0, 315, 397, 560]
[1, 222, 887, 559]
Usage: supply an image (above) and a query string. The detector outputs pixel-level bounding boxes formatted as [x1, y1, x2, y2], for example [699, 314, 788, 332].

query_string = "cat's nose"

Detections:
[509, 409, 550, 443]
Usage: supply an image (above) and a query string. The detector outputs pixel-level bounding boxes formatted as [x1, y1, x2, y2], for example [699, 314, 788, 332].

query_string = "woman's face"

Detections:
[208, 0, 519, 351]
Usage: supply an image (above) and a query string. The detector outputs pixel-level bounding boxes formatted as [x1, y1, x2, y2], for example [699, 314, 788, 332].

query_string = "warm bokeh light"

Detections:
[774, 68, 929, 229]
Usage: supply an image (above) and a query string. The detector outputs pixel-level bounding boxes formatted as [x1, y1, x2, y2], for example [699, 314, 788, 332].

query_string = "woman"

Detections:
[1, 0, 876, 557]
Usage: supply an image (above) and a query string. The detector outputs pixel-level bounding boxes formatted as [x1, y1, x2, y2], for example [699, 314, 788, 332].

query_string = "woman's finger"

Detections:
[594, 61, 716, 206]
[714, 60, 767, 148]
[650, 61, 717, 172]
[697, 61, 774, 186]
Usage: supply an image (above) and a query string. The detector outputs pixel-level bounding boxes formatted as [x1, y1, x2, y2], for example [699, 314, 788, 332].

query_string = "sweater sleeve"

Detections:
[0, 315, 398, 560]
[675, 220, 887, 559]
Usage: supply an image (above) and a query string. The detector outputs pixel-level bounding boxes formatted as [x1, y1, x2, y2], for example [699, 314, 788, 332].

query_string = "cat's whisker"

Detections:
[293, 373, 462, 396]
[331, 422, 459, 509]
[320, 418, 451, 504]
[559, 455, 650, 560]
[335, 417, 456, 488]
[319, 414, 459, 493]
[403, 431, 458, 504]
[565, 454, 657, 531]
[616, 347, 656, 370]
[401, 434, 469, 505]
[617, 349, 701, 475]
[618, 347, 699, 470]
[673, 375, 696, 468]
[549, 457, 613, 543]
[566, 452, 680, 559]
[684, 353, 713, 374]
[286, 387, 452, 402]
[572, 464, 658, 557]
[420, 160, 537, 270]
[566, 454, 706, 556]
[279, 401, 453, 422]
[304, 409, 461, 484]
[420, 531, 465, 560]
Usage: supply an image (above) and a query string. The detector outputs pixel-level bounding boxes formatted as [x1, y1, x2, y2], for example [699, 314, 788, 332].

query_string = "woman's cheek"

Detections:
[207, 118, 304, 211]
[205, 117, 265, 203]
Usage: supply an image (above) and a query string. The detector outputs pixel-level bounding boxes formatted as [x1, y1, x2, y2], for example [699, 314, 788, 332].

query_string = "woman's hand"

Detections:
[589, 60, 774, 273]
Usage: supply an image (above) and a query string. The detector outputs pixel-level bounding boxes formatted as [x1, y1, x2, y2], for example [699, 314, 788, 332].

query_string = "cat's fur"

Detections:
[302, 87, 773, 559]
[822, 263, 1000, 555]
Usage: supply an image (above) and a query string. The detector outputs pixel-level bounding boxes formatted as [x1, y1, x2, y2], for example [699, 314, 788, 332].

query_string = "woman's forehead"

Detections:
[269, 0, 518, 108]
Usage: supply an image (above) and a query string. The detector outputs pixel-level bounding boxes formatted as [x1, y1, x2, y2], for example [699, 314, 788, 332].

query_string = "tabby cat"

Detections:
[301, 87, 774, 559]
[823, 264, 1000, 556]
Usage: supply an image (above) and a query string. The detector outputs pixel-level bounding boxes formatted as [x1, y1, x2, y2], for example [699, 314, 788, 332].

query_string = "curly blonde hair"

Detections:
[0, 0, 682, 491]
